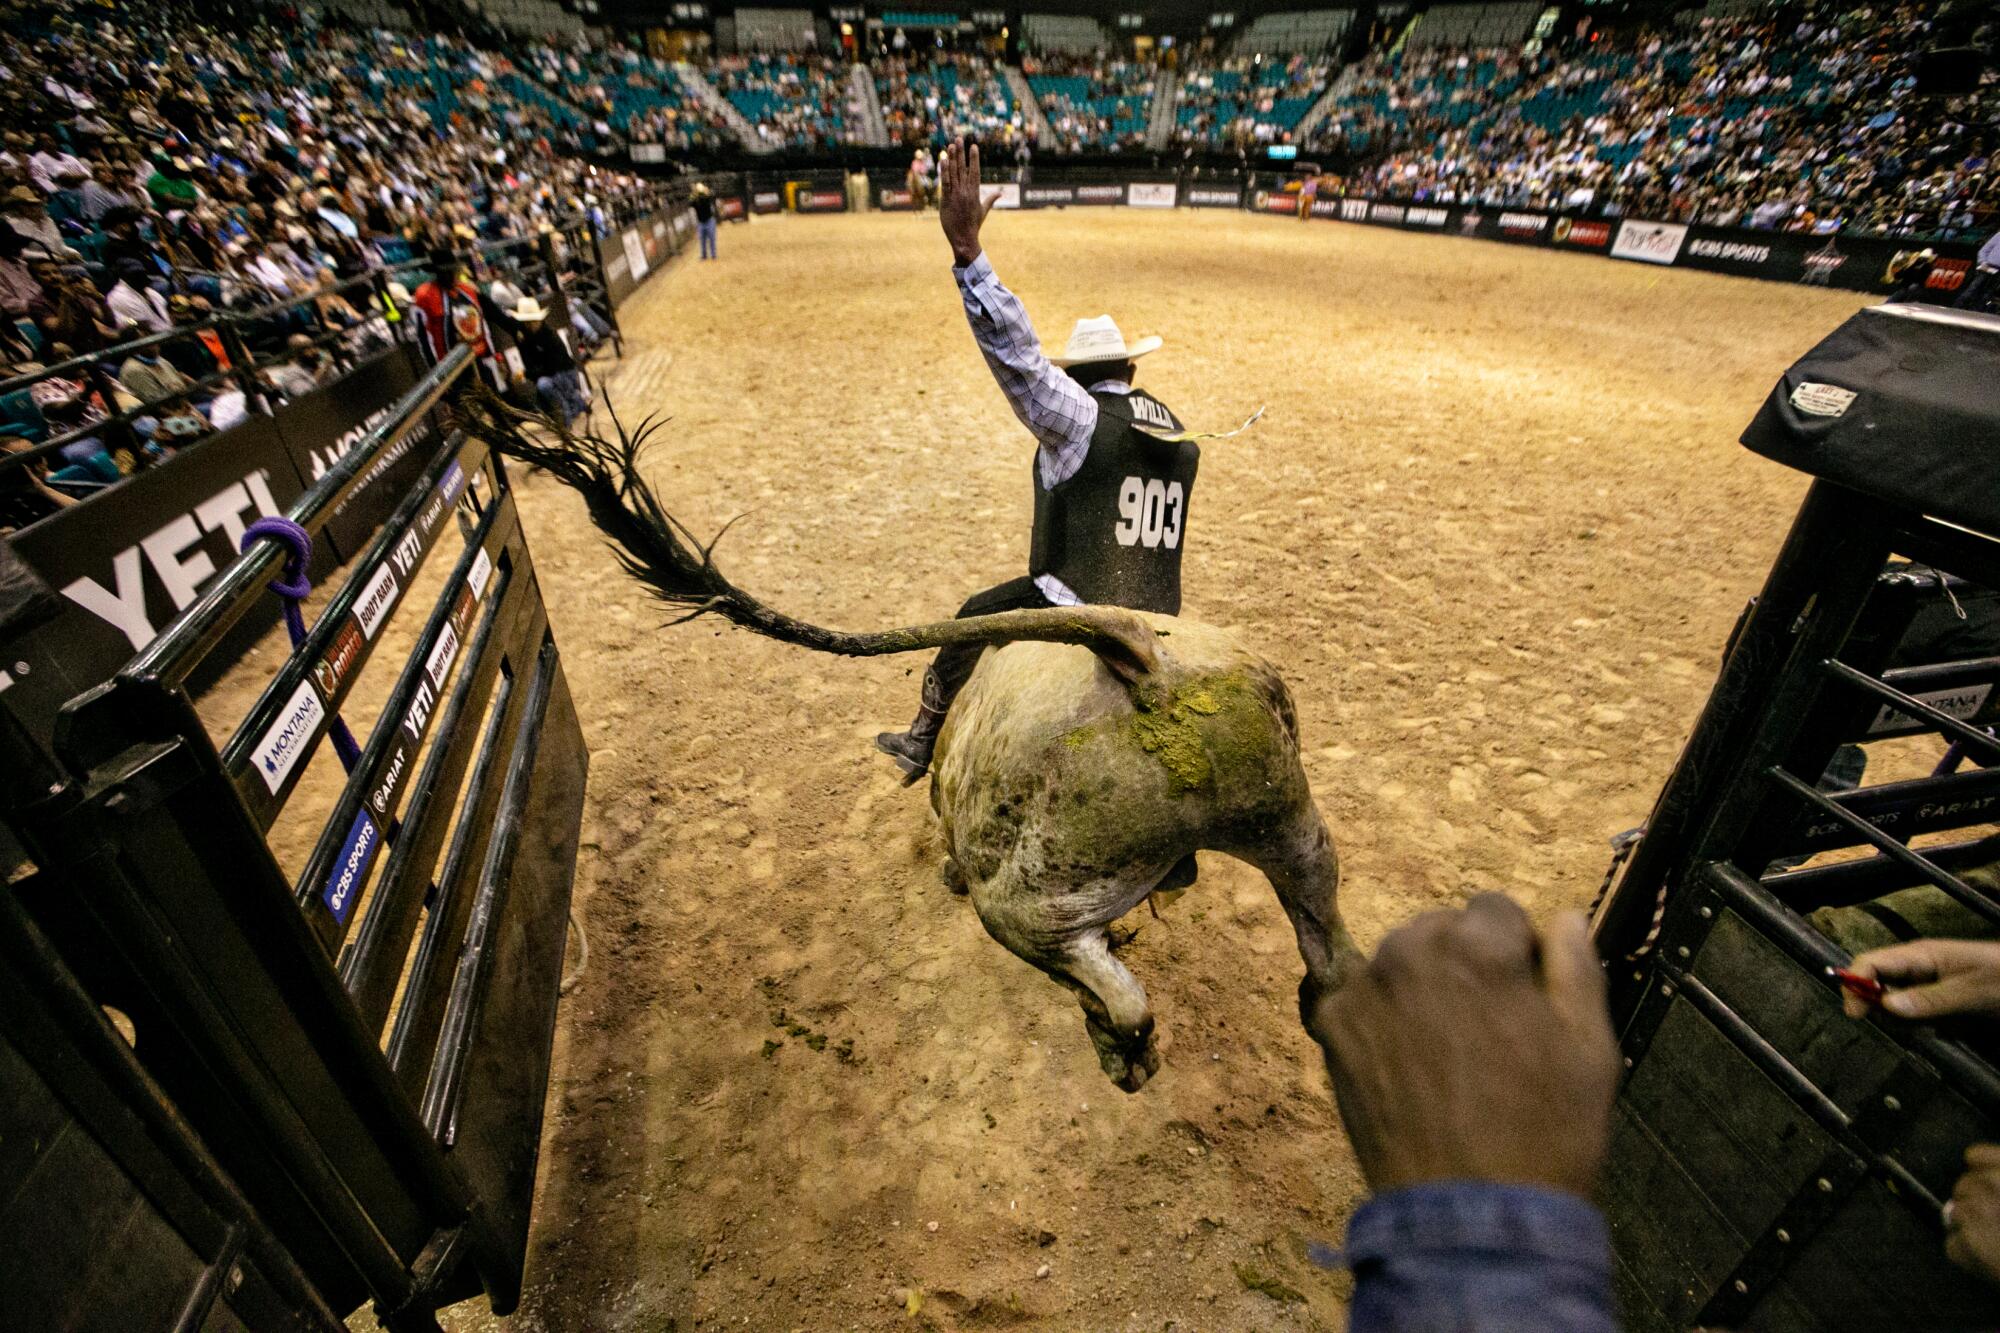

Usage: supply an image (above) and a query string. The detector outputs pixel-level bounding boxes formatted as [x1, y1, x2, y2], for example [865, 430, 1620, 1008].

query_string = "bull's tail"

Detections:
[458, 392, 1162, 683]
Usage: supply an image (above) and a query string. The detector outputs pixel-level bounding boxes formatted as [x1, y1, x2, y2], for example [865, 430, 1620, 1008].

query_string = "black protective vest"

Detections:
[1029, 389, 1200, 614]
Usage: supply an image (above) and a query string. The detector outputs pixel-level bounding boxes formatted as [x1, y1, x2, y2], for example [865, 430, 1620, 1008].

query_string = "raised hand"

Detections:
[939, 138, 997, 267]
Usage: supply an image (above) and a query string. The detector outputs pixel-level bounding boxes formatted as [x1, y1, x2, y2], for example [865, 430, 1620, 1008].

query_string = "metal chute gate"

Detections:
[0, 345, 587, 1331]
[1595, 306, 2000, 1330]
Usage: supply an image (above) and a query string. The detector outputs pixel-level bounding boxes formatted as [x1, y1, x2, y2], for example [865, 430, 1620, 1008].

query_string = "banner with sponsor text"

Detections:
[1310, 195, 1979, 295]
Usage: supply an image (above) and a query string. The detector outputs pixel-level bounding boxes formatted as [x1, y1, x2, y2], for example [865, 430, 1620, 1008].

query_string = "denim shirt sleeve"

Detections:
[1345, 1181, 1619, 1333]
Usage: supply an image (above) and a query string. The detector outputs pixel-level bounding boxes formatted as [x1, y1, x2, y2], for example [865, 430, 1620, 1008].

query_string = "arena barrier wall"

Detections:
[0, 342, 588, 1331]
[1281, 191, 1982, 296]
[2, 345, 434, 751]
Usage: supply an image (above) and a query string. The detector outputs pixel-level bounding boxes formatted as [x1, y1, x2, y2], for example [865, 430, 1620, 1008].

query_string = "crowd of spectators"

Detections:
[710, 53, 860, 151]
[1173, 54, 1334, 149]
[0, 0, 648, 527]
[1327, 4, 1995, 239]
[876, 49, 1019, 150]
[1023, 52, 1155, 152]
[532, 42, 736, 154]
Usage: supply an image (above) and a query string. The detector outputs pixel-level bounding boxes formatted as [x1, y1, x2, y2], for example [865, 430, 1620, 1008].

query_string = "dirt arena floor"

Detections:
[297, 206, 1873, 1331]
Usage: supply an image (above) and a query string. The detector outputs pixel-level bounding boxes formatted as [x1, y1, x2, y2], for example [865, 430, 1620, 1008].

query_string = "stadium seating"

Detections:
[1021, 13, 1110, 56]
[1174, 54, 1333, 146]
[1233, 9, 1354, 57]
[1404, 2, 1539, 50]
[878, 51, 1018, 148]
[1025, 55, 1152, 151]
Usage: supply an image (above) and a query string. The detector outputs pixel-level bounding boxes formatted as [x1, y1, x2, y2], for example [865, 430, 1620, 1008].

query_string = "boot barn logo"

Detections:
[1554, 218, 1611, 248]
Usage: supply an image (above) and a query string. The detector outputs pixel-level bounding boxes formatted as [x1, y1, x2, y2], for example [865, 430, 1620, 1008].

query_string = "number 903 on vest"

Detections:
[1115, 476, 1186, 550]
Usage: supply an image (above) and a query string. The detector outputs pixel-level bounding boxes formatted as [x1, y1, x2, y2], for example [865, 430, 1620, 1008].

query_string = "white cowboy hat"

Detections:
[511, 296, 549, 323]
[1046, 315, 1163, 368]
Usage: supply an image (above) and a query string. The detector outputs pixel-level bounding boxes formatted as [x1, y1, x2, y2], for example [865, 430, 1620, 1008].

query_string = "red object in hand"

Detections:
[1829, 966, 1886, 1006]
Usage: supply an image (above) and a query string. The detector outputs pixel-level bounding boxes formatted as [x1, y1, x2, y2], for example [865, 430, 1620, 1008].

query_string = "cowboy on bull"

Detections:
[877, 139, 1254, 782]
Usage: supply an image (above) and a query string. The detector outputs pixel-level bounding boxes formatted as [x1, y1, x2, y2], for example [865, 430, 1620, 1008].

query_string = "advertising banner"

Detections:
[601, 237, 636, 306]
[279, 349, 442, 562]
[1309, 193, 1980, 295]
[792, 185, 848, 213]
[991, 182, 1022, 210]
[878, 186, 917, 210]
[1611, 219, 1689, 266]
[1127, 182, 1177, 209]
[1255, 190, 1300, 214]
[1073, 184, 1125, 206]
[1186, 187, 1243, 209]
[1554, 217, 1612, 249]
[1022, 185, 1075, 207]
[719, 195, 746, 220]
[5, 415, 312, 747]
[621, 228, 649, 282]
[751, 190, 783, 214]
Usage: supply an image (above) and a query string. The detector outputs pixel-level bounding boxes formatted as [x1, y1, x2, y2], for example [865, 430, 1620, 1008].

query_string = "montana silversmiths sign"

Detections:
[1611, 219, 1689, 265]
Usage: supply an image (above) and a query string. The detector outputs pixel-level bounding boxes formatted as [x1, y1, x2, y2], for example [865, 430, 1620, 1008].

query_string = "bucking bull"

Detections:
[469, 400, 1362, 1091]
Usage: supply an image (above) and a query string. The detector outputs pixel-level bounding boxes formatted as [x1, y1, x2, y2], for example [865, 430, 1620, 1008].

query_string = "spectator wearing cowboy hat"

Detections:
[506, 294, 589, 426]
[3, 185, 80, 261]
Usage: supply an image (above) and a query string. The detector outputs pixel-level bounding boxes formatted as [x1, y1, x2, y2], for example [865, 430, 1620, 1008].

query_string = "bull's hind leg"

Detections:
[1227, 801, 1362, 1031]
[965, 862, 1163, 1092]
[1042, 930, 1160, 1093]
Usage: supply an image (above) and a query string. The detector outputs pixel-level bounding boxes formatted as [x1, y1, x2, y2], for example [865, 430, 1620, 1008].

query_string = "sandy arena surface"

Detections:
[295, 206, 1872, 1332]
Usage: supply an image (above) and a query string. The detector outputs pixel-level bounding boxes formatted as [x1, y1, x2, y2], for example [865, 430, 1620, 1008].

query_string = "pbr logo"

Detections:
[1801, 238, 1846, 285]
[1460, 211, 1484, 234]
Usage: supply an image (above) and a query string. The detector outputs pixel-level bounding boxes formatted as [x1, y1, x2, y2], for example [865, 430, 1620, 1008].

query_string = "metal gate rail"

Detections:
[0, 344, 588, 1330]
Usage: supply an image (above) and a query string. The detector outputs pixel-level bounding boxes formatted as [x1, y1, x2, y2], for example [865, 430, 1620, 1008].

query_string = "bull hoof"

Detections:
[1088, 1018, 1161, 1093]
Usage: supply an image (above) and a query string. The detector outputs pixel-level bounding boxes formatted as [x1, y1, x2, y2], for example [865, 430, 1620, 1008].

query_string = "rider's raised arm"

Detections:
[939, 138, 1097, 487]
[954, 253, 1097, 485]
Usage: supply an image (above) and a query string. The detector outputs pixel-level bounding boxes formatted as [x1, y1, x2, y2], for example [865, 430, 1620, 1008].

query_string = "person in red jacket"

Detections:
[410, 245, 501, 388]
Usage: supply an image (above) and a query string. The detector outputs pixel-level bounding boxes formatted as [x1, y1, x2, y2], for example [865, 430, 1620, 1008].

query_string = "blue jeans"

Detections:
[698, 218, 718, 259]
[536, 370, 589, 424]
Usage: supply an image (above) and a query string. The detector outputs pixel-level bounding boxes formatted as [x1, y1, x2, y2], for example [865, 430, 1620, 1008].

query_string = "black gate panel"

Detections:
[0, 346, 589, 1331]
[1594, 306, 2000, 1331]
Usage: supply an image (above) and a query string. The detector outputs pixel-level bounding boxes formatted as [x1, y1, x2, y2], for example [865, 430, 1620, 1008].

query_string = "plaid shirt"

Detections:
[955, 251, 1131, 607]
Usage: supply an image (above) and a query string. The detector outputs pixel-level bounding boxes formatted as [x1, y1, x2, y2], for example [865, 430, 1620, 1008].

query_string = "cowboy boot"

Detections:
[875, 667, 951, 784]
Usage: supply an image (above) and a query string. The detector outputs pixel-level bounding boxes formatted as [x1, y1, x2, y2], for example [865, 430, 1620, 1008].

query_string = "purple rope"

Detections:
[243, 516, 362, 772]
